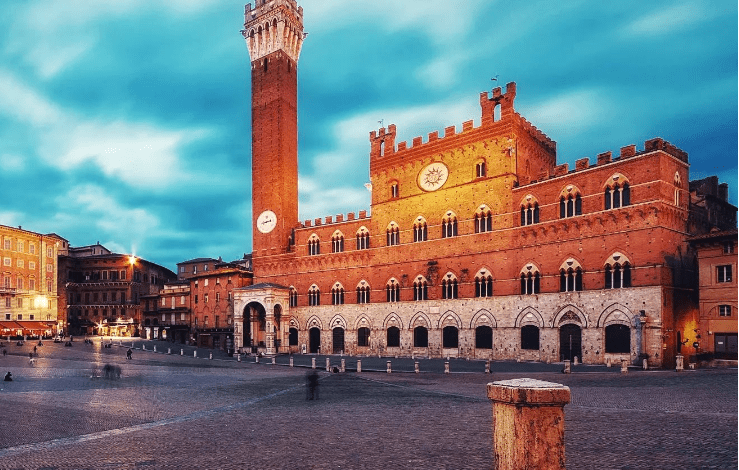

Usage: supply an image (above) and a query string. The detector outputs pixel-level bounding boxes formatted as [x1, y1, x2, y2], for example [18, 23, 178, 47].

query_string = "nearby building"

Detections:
[176, 258, 220, 280]
[0, 225, 65, 337]
[231, 0, 736, 368]
[689, 229, 738, 360]
[59, 243, 176, 336]
[141, 280, 191, 344]
[191, 261, 253, 352]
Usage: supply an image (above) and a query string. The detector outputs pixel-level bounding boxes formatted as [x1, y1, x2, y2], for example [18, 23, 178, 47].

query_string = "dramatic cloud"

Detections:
[0, 0, 735, 271]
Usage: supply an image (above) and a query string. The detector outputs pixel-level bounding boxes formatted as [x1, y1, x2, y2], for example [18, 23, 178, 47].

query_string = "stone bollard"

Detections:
[621, 359, 628, 373]
[487, 378, 571, 470]
[153, 346, 157, 353]
[340, 358, 346, 373]
[444, 361, 450, 374]
[563, 360, 571, 374]
[386, 360, 392, 373]
[272, 356, 276, 365]
[675, 354, 683, 372]
[255, 356, 259, 364]
[415, 361, 420, 374]
[356, 360, 361, 373]
[180, 349, 184, 356]
[485, 360, 490, 374]
[193, 351, 197, 358]
[573, 356, 578, 365]
[289, 356, 294, 367]
[642, 358, 648, 370]
[311, 357, 316, 369]
[209, 352, 213, 360]
[237, 354, 241, 362]
[606, 357, 611, 367]
[326, 358, 331, 372]
[143, 345, 146, 351]
[167, 348, 171, 355]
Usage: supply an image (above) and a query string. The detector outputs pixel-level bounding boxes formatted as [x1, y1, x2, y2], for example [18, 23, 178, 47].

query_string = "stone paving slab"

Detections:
[0, 340, 735, 469]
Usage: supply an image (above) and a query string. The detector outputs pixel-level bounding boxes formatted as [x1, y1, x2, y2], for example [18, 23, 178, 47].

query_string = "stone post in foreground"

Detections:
[487, 378, 571, 470]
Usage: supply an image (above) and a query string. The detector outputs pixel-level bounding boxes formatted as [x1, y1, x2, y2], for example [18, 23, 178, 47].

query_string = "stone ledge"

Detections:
[487, 378, 571, 405]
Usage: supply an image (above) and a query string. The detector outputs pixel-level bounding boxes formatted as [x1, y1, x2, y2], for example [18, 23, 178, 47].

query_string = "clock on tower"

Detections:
[242, 1, 305, 257]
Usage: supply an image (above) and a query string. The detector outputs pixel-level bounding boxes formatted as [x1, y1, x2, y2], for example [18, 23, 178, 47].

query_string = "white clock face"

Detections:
[418, 162, 449, 191]
[256, 210, 277, 234]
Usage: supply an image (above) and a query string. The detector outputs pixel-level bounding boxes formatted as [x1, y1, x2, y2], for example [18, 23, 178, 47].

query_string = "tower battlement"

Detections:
[369, 82, 555, 164]
[242, 0, 304, 63]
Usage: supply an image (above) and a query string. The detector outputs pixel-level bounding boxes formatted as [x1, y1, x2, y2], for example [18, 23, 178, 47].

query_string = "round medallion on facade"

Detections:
[257, 210, 277, 234]
[418, 162, 449, 191]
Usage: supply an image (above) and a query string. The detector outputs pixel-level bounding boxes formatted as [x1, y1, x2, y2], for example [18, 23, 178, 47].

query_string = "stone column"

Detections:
[356, 360, 361, 373]
[311, 357, 316, 369]
[386, 360, 392, 373]
[340, 358, 346, 372]
[563, 360, 571, 374]
[326, 358, 331, 371]
[487, 378, 571, 470]
[415, 361, 420, 373]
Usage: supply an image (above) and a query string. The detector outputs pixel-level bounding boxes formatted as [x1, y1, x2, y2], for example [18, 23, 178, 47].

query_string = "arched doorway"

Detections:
[332, 327, 344, 354]
[309, 327, 320, 353]
[559, 324, 582, 361]
[475, 325, 493, 350]
[414, 326, 428, 348]
[244, 302, 266, 351]
[442, 326, 458, 348]
[605, 324, 630, 353]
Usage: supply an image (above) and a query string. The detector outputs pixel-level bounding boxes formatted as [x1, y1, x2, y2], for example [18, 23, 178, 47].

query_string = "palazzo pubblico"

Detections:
[232, 0, 735, 368]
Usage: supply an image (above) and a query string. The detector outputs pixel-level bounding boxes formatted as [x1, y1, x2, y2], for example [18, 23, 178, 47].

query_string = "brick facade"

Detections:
[238, 1, 736, 367]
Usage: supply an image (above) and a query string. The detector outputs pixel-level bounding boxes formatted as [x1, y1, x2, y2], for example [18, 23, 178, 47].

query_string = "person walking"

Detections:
[126, 348, 132, 360]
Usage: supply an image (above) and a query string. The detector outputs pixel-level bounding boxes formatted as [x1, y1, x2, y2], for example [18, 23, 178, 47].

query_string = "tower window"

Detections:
[356, 284, 371, 304]
[605, 263, 631, 289]
[308, 237, 320, 256]
[413, 219, 428, 242]
[559, 268, 583, 292]
[413, 277, 428, 301]
[441, 215, 458, 238]
[441, 275, 458, 299]
[331, 234, 344, 253]
[386, 280, 400, 302]
[391, 183, 399, 199]
[475, 274, 493, 297]
[308, 286, 320, 306]
[331, 285, 344, 305]
[559, 194, 582, 218]
[356, 229, 370, 250]
[520, 271, 540, 295]
[520, 203, 539, 226]
[719, 305, 732, 317]
[605, 182, 630, 209]
[476, 161, 486, 178]
[386, 225, 399, 246]
[475, 208, 493, 233]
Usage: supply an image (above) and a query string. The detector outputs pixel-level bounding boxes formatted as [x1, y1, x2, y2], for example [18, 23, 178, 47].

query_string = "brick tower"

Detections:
[242, 0, 304, 261]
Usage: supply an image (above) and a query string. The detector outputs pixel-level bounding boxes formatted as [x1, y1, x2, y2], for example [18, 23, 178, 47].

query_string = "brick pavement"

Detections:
[0, 339, 735, 469]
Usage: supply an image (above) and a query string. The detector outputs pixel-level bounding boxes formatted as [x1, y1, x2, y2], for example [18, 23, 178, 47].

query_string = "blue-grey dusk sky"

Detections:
[0, 1, 736, 271]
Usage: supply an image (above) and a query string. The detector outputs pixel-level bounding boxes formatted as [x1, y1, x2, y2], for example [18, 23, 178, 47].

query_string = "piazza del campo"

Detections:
[0, 1, 736, 469]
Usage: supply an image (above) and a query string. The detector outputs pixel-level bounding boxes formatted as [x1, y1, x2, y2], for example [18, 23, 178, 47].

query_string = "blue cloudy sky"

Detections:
[0, 0, 736, 271]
